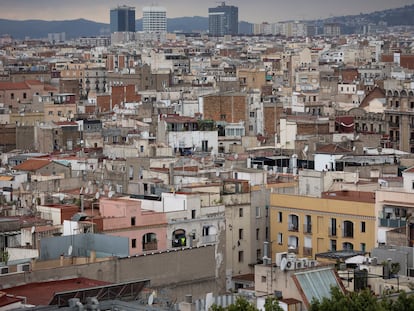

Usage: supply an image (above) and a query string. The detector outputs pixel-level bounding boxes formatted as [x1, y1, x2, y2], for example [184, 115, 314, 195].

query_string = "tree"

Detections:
[210, 296, 283, 311]
[309, 286, 414, 311]
[263, 297, 284, 311]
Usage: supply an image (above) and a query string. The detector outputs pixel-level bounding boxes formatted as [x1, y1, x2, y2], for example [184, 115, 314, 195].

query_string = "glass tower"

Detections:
[208, 2, 238, 36]
[110, 6, 136, 33]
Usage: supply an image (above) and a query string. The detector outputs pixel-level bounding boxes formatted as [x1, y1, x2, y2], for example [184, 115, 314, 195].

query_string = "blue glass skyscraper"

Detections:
[110, 6, 136, 33]
[208, 2, 238, 36]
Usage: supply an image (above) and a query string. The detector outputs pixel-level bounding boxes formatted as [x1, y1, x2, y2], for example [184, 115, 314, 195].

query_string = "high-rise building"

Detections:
[208, 2, 238, 36]
[110, 5, 136, 33]
[142, 6, 167, 33]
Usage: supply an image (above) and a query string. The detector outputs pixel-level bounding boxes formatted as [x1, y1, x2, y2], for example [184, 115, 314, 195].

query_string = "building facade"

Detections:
[142, 6, 167, 33]
[208, 2, 238, 36]
[110, 6, 136, 33]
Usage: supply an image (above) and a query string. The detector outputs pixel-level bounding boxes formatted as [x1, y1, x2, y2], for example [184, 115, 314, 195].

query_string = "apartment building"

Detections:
[269, 190, 376, 259]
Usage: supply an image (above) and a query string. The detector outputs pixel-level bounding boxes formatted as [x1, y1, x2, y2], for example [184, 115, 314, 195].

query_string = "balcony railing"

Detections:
[303, 247, 313, 256]
[288, 246, 299, 254]
[288, 224, 299, 232]
[379, 218, 406, 228]
[201, 234, 217, 244]
[303, 224, 312, 234]
[143, 241, 157, 251]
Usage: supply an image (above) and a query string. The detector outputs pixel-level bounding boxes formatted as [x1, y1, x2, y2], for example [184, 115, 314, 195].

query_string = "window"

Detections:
[261, 275, 266, 283]
[256, 228, 260, 240]
[361, 221, 366, 233]
[48, 111, 53, 115]
[343, 221, 354, 238]
[132, 238, 136, 248]
[256, 249, 261, 261]
[239, 228, 243, 240]
[250, 111, 255, 117]
[239, 208, 243, 217]
[278, 211, 282, 223]
[140, 145, 144, 152]
[10, 93, 14, 100]
[57, 111, 62, 116]
[360, 243, 366, 252]
[238, 251, 244, 263]
[131, 217, 136, 226]
[277, 232, 283, 244]
[191, 209, 196, 219]
[220, 114, 226, 120]
[330, 239, 337, 251]
[23, 92, 27, 99]
[256, 206, 261, 218]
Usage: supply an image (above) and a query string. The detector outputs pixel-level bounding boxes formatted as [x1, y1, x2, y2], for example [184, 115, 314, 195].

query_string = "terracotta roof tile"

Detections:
[0, 82, 30, 91]
[13, 159, 51, 171]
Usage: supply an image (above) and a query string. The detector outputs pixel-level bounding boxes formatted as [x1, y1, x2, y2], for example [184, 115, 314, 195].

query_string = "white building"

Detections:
[142, 6, 167, 33]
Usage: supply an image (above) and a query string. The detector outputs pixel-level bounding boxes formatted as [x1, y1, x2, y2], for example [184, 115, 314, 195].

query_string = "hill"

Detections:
[1, 5, 414, 40]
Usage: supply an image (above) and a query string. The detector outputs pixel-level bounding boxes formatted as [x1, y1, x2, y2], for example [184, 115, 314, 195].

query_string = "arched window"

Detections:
[343, 221, 354, 238]
[172, 229, 186, 247]
[142, 232, 157, 251]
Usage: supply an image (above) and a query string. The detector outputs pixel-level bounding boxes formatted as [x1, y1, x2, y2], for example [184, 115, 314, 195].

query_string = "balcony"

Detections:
[142, 241, 157, 251]
[288, 224, 299, 232]
[303, 247, 313, 257]
[303, 224, 312, 234]
[201, 234, 217, 244]
[288, 246, 299, 254]
[379, 218, 406, 228]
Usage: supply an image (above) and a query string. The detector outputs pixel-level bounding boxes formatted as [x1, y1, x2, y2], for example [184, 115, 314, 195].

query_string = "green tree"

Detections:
[263, 297, 283, 311]
[210, 297, 257, 311]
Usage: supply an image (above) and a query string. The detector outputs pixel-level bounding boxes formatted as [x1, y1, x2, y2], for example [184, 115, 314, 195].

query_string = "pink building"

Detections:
[99, 197, 167, 255]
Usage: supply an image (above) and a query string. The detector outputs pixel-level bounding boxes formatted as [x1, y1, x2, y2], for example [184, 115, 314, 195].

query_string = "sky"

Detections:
[0, 0, 413, 24]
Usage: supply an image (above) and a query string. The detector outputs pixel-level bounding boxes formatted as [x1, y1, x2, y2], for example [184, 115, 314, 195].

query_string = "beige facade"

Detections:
[270, 191, 377, 259]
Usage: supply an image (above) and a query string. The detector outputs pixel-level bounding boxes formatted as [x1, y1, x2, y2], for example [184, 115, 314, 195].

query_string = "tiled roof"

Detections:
[3, 278, 111, 306]
[12, 158, 51, 171]
[404, 166, 414, 173]
[315, 144, 352, 154]
[0, 81, 30, 91]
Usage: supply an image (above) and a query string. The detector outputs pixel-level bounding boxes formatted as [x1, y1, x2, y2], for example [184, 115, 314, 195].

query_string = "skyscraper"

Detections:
[208, 2, 238, 36]
[110, 5, 136, 33]
[142, 6, 167, 33]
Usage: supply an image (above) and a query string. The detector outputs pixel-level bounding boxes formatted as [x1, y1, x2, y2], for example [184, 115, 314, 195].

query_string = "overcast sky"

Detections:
[0, 0, 413, 24]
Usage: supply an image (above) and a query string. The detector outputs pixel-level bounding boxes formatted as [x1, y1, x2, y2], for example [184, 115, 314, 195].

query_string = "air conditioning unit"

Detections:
[300, 258, 309, 268]
[285, 259, 295, 271]
[17, 263, 30, 272]
[275, 252, 288, 267]
[295, 260, 303, 269]
[308, 260, 318, 268]
[0, 266, 9, 274]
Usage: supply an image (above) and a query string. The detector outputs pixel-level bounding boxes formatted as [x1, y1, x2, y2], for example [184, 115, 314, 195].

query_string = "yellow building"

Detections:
[269, 190, 376, 260]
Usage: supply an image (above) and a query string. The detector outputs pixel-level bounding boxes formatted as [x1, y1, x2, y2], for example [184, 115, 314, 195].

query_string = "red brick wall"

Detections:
[97, 95, 111, 112]
[203, 94, 246, 123]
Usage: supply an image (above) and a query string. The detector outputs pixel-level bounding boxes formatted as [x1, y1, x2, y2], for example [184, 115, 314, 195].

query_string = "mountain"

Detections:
[0, 18, 110, 39]
[1, 5, 414, 40]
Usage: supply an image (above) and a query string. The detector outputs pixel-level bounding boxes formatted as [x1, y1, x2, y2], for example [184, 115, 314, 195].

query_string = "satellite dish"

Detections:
[68, 245, 73, 256]
[80, 187, 83, 194]
[280, 257, 287, 271]
[108, 191, 115, 198]
[31, 226, 35, 234]
[84, 187, 89, 194]
[148, 293, 154, 306]
[95, 192, 100, 200]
